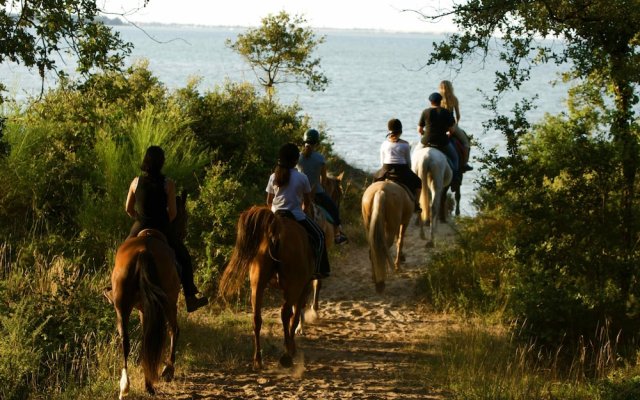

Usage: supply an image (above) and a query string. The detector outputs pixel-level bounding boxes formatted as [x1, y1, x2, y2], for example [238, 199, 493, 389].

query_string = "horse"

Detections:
[296, 173, 343, 335]
[324, 171, 344, 209]
[297, 201, 334, 335]
[108, 192, 188, 399]
[451, 137, 469, 216]
[361, 180, 414, 293]
[218, 206, 314, 369]
[411, 145, 453, 246]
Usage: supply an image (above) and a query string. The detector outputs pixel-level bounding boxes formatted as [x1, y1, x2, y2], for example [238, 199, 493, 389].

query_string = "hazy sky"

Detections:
[101, 0, 457, 33]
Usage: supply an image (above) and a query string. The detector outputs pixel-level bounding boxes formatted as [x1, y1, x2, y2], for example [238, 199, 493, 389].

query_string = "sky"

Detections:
[101, 0, 457, 33]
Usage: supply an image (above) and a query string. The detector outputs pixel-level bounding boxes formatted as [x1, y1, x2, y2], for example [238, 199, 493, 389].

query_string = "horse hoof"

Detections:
[375, 281, 385, 293]
[253, 360, 263, 370]
[145, 381, 155, 395]
[279, 354, 293, 368]
[161, 365, 175, 382]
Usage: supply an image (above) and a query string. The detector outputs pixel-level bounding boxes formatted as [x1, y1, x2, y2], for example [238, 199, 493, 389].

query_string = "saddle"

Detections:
[137, 228, 168, 243]
[135, 229, 182, 278]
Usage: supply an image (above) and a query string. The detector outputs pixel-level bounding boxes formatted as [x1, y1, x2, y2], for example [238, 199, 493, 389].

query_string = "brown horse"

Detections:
[109, 193, 187, 399]
[297, 201, 334, 335]
[361, 180, 413, 293]
[219, 206, 314, 369]
[324, 171, 344, 209]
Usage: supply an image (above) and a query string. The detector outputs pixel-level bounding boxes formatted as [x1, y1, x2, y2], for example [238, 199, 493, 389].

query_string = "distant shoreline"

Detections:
[103, 18, 454, 36]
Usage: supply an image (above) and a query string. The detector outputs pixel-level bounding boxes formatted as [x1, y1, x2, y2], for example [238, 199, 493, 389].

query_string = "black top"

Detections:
[135, 174, 169, 231]
[418, 107, 455, 148]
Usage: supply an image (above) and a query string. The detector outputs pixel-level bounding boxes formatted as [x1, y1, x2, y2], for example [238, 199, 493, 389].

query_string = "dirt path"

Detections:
[160, 219, 455, 399]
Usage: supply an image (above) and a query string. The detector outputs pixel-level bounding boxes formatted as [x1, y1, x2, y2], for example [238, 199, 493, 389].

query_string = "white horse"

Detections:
[411, 145, 453, 246]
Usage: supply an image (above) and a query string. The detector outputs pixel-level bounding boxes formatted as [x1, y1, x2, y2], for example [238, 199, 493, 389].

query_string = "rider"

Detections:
[417, 92, 461, 188]
[374, 118, 422, 212]
[266, 143, 331, 278]
[439, 80, 473, 172]
[297, 128, 348, 245]
[125, 145, 208, 313]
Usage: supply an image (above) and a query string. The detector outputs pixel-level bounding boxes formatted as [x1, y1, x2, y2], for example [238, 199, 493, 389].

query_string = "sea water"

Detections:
[1, 25, 572, 214]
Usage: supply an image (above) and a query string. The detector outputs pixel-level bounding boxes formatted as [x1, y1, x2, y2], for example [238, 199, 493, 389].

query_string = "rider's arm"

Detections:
[303, 192, 313, 217]
[125, 177, 138, 218]
[166, 178, 177, 222]
[266, 192, 274, 207]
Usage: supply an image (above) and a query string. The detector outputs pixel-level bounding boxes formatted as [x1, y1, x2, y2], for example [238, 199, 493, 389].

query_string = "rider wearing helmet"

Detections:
[374, 118, 422, 212]
[297, 129, 348, 245]
[267, 143, 331, 278]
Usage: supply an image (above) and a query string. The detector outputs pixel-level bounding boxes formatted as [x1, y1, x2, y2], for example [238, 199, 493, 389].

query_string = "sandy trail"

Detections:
[157, 218, 455, 399]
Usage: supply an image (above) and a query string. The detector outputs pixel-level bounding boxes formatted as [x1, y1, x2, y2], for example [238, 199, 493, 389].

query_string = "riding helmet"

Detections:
[303, 128, 320, 145]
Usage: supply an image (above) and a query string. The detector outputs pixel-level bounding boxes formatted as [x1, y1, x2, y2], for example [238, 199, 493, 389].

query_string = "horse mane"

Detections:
[218, 206, 280, 299]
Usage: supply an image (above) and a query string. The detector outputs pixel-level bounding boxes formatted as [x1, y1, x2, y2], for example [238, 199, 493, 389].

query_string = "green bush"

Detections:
[474, 107, 640, 347]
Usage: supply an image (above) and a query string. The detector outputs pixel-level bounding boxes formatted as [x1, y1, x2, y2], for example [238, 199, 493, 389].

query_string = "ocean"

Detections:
[2, 25, 572, 214]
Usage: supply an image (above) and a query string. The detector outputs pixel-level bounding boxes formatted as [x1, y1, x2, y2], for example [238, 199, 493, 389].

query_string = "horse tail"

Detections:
[219, 206, 279, 299]
[137, 249, 168, 385]
[369, 190, 392, 285]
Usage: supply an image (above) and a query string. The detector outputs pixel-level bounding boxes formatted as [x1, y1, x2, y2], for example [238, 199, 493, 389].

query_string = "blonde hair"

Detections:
[439, 80, 458, 112]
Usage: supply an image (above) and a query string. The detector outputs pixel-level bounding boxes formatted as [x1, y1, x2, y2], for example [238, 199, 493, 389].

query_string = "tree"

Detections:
[227, 11, 328, 98]
[0, 0, 137, 101]
[415, 0, 640, 345]
[418, 0, 639, 245]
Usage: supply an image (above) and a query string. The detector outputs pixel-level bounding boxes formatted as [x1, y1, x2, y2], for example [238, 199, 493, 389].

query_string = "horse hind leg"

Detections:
[161, 302, 179, 382]
[279, 302, 295, 368]
[115, 306, 131, 400]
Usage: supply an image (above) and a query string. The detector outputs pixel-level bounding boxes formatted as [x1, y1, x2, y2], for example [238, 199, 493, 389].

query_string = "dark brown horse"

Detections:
[219, 206, 314, 369]
[109, 193, 187, 399]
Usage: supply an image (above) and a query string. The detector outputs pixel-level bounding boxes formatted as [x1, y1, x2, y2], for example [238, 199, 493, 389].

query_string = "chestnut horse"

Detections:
[109, 193, 187, 399]
[299, 172, 343, 334]
[361, 180, 413, 293]
[219, 206, 314, 369]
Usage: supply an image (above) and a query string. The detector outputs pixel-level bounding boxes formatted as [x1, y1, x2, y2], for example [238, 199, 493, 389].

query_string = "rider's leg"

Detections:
[314, 192, 348, 244]
[166, 232, 208, 312]
[298, 217, 330, 277]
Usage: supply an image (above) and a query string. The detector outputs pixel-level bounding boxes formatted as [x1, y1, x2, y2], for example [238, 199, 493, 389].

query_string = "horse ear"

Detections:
[336, 171, 344, 181]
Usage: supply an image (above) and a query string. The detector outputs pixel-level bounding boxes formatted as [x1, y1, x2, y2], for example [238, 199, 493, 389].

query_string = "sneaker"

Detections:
[185, 295, 208, 312]
[334, 233, 349, 245]
[463, 164, 474, 172]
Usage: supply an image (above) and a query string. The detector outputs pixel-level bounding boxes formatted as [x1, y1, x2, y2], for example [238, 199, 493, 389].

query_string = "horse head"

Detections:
[325, 171, 344, 209]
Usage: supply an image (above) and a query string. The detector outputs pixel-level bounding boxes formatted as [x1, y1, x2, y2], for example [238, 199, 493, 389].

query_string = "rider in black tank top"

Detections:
[125, 146, 208, 313]
[134, 174, 170, 232]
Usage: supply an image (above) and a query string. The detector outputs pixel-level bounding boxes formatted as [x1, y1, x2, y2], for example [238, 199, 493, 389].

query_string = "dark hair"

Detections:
[428, 92, 443, 105]
[274, 143, 300, 187]
[387, 118, 402, 134]
[141, 145, 165, 177]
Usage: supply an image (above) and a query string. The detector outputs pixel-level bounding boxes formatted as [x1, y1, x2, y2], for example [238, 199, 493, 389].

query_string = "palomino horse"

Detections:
[411, 146, 453, 246]
[109, 193, 187, 399]
[219, 206, 314, 369]
[361, 180, 414, 293]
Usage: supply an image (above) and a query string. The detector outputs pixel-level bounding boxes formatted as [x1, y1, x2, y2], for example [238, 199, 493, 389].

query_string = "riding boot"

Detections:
[414, 190, 422, 213]
[185, 295, 209, 312]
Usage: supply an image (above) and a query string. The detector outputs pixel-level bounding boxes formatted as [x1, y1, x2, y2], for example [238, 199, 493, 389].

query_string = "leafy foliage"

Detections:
[227, 11, 328, 96]
[0, 0, 136, 102]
